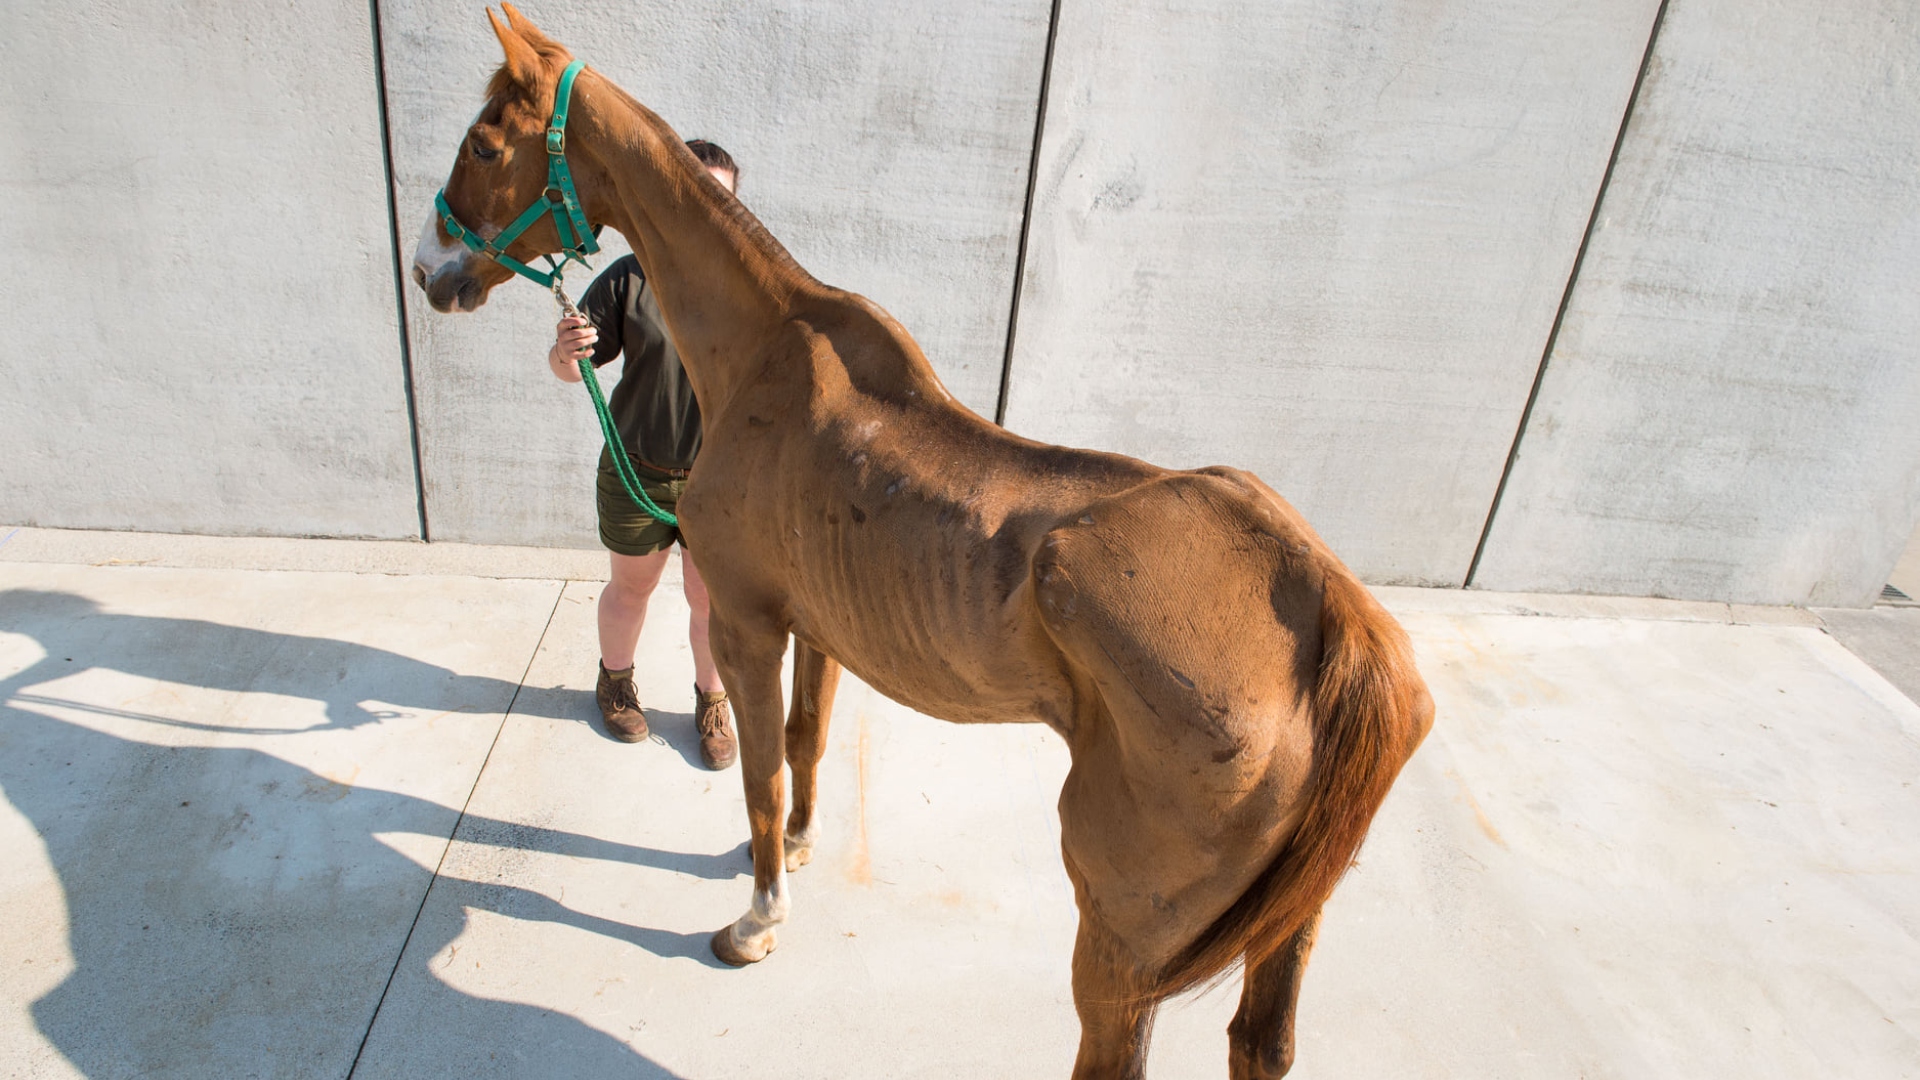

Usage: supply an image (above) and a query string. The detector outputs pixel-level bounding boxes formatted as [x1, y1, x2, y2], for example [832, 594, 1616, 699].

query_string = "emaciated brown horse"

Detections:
[413, 8, 1433, 1077]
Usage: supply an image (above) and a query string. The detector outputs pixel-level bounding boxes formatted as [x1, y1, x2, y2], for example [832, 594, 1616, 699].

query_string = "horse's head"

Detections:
[411, 4, 602, 313]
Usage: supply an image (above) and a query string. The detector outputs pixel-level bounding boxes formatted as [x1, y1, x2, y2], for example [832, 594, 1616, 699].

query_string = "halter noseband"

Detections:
[434, 58, 599, 289]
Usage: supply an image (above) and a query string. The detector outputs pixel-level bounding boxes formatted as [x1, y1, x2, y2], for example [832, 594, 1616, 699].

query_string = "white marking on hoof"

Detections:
[711, 922, 776, 966]
[713, 873, 787, 965]
[784, 826, 816, 872]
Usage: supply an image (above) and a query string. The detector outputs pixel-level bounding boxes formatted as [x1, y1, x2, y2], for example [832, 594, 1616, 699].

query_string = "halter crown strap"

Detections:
[434, 58, 599, 290]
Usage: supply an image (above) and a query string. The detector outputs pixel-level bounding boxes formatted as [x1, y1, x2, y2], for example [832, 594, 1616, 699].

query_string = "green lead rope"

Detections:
[554, 276, 678, 528]
[578, 355, 679, 527]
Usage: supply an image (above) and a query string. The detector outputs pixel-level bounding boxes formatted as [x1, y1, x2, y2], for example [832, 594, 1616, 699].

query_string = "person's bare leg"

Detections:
[683, 548, 738, 769]
[681, 548, 724, 694]
[601, 549, 670, 670]
[596, 549, 670, 742]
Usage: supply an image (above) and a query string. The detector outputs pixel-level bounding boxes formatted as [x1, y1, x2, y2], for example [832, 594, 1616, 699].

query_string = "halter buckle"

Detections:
[546, 126, 566, 155]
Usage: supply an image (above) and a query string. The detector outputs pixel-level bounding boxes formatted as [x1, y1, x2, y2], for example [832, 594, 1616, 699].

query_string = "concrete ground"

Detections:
[1, 526, 1917, 1079]
[1827, 524, 1920, 706]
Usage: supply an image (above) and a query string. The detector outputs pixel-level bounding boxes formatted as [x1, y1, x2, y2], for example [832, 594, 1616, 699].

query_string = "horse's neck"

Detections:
[575, 76, 815, 415]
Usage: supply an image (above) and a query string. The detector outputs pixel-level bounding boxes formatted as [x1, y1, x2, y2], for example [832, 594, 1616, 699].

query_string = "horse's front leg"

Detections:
[706, 611, 792, 966]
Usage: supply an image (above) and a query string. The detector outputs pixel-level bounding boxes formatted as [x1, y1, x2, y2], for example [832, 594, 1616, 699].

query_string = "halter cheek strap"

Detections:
[434, 58, 599, 289]
[432, 59, 677, 528]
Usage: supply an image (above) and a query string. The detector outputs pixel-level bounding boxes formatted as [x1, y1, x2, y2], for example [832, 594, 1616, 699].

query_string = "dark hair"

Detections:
[685, 139, 739, 185]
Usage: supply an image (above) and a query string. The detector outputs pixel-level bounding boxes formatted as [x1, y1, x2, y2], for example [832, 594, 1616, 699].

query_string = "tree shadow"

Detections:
[0, 586, 541, 734]
[0, 587, 738, 1078]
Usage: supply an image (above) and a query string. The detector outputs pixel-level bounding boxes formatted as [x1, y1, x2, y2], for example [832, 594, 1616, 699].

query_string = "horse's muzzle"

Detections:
[418, 266, 487, 314]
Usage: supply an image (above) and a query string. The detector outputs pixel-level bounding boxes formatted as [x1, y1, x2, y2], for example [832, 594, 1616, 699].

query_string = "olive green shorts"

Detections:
[596, 446, 688, 557]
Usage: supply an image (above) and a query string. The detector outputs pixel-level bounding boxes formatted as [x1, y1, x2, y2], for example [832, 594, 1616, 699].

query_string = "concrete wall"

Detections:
[1000, 0, 1662, 586]
[0, 0, 420, 539]
[5, 0, 1919, 606]
[1471, 0, 1920, 606]
[380, 0, 1050, 546]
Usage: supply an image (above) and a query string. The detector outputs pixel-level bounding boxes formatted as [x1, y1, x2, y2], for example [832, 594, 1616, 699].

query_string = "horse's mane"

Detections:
[481, 2, 818, 292]
[587, 73, 820, 292]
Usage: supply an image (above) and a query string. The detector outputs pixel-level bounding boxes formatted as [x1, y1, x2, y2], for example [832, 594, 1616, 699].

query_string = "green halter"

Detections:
[433, 58, 679, 529]
[434, 58, 599, 289]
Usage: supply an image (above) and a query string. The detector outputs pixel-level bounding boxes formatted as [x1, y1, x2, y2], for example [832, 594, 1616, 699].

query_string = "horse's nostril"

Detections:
[411, 264, 428, 290]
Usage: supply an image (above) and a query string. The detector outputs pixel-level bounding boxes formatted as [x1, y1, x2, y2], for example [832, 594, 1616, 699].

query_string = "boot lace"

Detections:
[607, 673, 641, 712]
[697, 695, 730, 736]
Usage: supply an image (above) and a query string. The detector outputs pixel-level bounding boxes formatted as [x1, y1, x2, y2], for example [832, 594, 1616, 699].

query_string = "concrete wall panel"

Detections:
[1472, 0, 1920, 607]
[0, 1, 420, 539]
[382, 1, 1049, 546]
[1001, 0, 1660, 586]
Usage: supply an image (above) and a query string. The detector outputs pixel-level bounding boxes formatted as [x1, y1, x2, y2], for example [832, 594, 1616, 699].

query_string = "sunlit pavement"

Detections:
[2, 527, 1916, 1079]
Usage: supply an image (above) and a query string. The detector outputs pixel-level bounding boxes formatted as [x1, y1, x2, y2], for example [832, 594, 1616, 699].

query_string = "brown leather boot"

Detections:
[597, 662, 649, 743]
[695, 687, 736, 770]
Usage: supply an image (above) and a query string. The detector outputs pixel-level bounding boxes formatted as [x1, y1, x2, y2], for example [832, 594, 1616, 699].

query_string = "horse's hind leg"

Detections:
[1227, 908, 1321, 1080]
[1069, 913, 1161, 1080]
[783, 640, 841, 871]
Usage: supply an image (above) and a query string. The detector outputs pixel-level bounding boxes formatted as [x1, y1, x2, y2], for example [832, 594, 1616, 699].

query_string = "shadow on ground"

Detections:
[0, 588, 727, 1079]
[1815, 605, 1920, 707]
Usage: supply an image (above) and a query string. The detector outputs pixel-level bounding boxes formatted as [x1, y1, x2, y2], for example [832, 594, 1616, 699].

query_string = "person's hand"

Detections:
[548, 316, 596, 382]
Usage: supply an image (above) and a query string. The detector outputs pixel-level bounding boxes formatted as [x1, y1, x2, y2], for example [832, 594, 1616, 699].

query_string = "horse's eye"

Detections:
[472, 142, 501, 163]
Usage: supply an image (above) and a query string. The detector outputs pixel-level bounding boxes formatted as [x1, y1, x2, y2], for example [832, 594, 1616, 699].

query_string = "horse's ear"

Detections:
[487, 6, 545, 92]
[500, 3, 563, 51]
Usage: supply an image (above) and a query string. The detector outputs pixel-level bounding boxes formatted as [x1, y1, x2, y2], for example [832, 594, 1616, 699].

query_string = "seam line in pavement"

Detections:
[344, 581, 568, 1078]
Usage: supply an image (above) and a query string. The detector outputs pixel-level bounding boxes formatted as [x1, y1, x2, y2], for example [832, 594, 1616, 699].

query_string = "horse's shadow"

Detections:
[0, 587, 735, 1079]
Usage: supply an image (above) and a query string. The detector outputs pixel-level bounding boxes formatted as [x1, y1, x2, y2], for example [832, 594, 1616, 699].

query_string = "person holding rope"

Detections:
[546, 139, 739, 769]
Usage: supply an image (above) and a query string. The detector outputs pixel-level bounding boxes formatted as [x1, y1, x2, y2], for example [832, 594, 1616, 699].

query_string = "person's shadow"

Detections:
[0, 587, 738, 1078]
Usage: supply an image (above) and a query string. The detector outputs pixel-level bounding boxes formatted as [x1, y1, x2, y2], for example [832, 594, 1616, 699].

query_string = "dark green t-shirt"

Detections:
[579, 255, 701, 471]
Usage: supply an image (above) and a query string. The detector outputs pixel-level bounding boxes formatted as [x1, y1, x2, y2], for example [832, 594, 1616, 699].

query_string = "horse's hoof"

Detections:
[710, 925, 775, 967]
[783, 842, 813, 872]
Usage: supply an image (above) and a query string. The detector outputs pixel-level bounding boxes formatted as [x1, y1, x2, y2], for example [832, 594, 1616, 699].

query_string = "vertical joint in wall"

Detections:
[1464, 0, 1672, 588]
[995, 0, 1066, 428]
[367, 0, 431, 541]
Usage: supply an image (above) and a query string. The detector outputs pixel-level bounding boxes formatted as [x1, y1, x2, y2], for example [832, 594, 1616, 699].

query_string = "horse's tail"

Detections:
[1153, 567, 1433, 998]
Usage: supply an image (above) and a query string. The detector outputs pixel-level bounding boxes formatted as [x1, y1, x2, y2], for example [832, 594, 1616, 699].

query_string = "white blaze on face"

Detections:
[411, 207, 466, 289]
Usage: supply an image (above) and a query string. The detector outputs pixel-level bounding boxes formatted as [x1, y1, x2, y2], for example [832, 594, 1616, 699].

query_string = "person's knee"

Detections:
[681, 550, 712, 607]
[608, 551, 669, 601]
